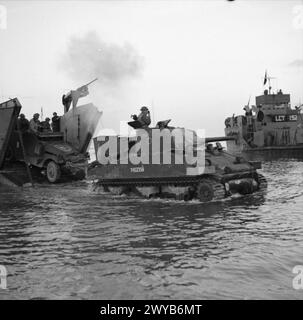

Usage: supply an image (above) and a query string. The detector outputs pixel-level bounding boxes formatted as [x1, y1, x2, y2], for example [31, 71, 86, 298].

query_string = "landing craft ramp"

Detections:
[60, 103, 103, 153]
[0, 98, 21, 168]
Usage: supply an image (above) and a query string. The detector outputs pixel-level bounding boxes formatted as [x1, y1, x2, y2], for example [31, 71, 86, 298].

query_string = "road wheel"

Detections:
[197, 182, 214, 202]
[46, 161, 61, 183]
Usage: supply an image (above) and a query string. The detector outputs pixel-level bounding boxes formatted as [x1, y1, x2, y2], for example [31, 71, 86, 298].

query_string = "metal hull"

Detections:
[224, 86, 303, 160]
[60, 103, 102, 153]
[89, 130, 265, 201]
[1, 100, 102, 187]
[226, 138, 303, 160]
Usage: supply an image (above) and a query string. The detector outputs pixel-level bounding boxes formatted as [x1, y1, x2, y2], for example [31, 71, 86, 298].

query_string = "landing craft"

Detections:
[225, 73, 303, 157]
[89, 119, 266, 202]
[0, 81, 102, 186]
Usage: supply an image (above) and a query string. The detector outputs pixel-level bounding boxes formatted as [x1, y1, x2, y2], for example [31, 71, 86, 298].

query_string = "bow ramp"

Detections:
[0, 98, 28, 187]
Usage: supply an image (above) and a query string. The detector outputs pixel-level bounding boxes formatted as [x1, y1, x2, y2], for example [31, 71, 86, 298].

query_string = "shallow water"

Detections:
[0, 160, 303, 299]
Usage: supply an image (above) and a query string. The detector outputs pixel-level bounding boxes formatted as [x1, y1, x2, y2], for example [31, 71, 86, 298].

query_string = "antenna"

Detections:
[243, 95, 252, 113]
[262, 70, 276, 94]
[247, 94, 251, 107]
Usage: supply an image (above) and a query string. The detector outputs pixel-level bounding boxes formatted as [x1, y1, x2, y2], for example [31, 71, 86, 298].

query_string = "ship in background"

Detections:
[224, 72, 303, 157]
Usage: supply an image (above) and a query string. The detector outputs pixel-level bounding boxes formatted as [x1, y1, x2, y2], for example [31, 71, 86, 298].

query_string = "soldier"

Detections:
[17, 114, 29, 132]
[29, 113, 41, 133]
[62, 93, 73, 113]
[137, 106, 151, 128]
[41, 117, 51, 132]
[51, 112, 60, 132]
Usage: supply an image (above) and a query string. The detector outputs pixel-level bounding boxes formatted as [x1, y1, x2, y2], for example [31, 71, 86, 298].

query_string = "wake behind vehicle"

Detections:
[89, 120, 266, 202]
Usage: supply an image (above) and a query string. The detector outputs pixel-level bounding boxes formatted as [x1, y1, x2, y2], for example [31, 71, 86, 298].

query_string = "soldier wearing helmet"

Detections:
[29, 113, 41, 133]
[41, 117, 52, 132]
[137, 106, 151, 128]
[17, 114, 29, 132]
[51, 112, 61, 132]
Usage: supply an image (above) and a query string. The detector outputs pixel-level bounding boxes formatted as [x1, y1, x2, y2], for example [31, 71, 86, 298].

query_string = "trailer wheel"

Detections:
[46, 161, 61, 183]
[197, 182, 214, 202]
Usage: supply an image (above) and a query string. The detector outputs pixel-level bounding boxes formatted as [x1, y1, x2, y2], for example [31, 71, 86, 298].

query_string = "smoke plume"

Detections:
[60, 31, 144, 86]
[289, 59, 303, 68]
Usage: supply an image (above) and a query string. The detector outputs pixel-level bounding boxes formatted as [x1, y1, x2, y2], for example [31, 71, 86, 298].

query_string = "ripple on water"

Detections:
[0, 160, 303, 299]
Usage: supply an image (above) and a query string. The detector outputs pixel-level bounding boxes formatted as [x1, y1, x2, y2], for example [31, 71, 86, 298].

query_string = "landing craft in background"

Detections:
[224, 74, 303, 158]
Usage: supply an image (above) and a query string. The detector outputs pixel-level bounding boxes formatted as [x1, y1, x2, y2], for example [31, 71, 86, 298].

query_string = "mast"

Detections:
[263, 70, 276, 94]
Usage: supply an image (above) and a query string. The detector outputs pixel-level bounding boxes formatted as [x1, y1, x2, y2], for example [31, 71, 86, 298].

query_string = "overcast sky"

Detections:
[0, 0, 302, 136]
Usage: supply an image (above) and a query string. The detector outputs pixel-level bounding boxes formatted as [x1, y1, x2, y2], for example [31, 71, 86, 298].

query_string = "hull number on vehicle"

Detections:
[130, 167, 144, 173]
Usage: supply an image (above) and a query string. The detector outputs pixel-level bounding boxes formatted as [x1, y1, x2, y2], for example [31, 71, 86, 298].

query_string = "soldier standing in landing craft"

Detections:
[17, 114, 29, 132]
[29, 113, 41, 133]
[41, 117, 52, 132]
[51, 112, 60, 132]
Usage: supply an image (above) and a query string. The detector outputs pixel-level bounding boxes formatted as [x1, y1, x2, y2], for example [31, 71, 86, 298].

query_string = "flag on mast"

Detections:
[62, 78, 98, 113]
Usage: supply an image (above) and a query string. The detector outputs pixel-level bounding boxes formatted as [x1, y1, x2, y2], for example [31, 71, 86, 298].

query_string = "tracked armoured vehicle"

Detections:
[89, 120, 266, 202]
